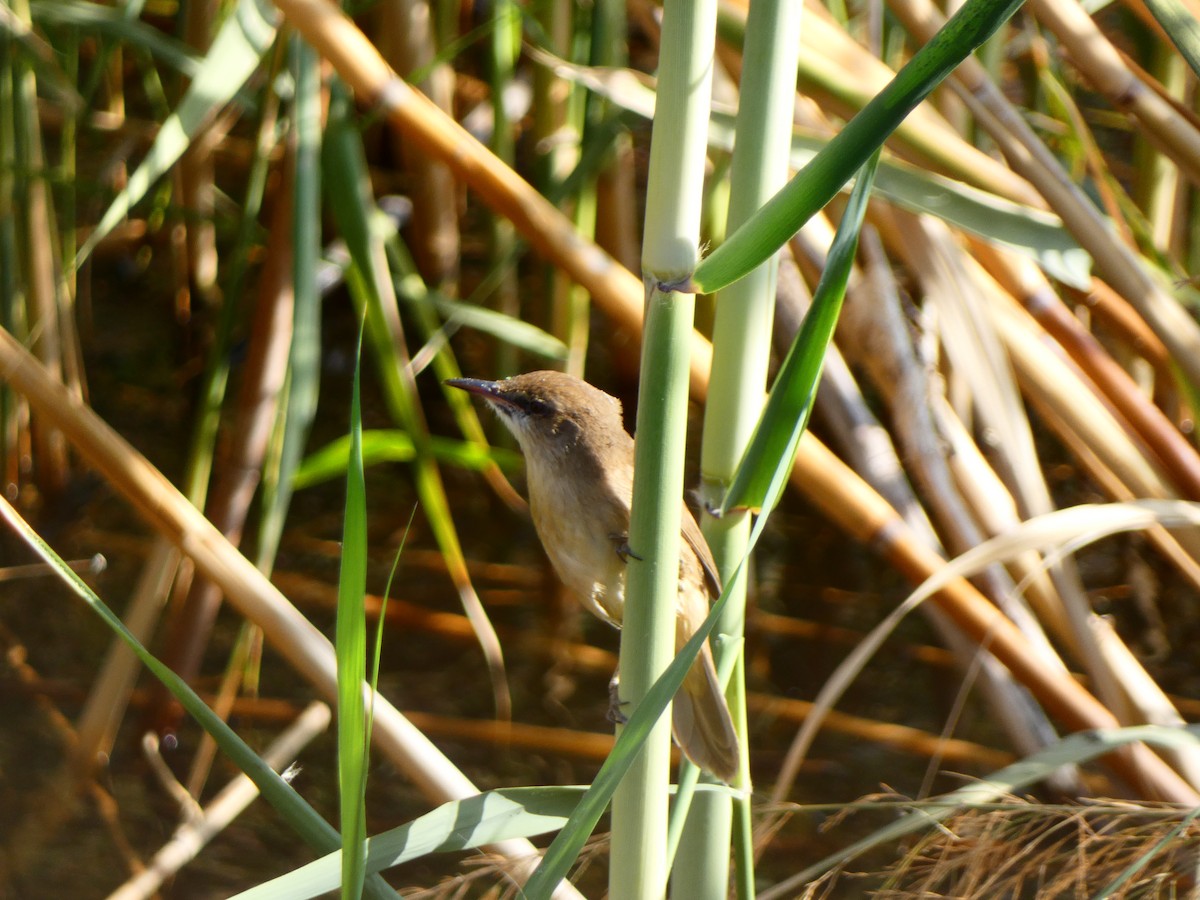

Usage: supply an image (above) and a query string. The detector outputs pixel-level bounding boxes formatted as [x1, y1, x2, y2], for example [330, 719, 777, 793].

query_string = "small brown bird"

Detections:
[447, 370, 739, 781]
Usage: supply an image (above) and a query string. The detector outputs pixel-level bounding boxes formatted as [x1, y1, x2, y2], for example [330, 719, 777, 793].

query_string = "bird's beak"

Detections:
[445, 377, 513, 408]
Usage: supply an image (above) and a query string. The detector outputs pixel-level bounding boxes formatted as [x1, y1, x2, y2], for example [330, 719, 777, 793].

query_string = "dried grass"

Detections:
[873, 795, 1200, 899]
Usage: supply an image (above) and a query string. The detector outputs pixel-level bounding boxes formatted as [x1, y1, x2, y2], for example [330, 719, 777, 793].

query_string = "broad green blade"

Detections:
[75, 0, 278, 265]
[722, 151, 881, 515]
[690, 0, 1025, 293]
[234, 786, 587, 900]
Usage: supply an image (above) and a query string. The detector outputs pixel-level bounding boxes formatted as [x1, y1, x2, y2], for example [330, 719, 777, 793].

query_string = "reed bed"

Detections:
[4, 0, 1200, 897]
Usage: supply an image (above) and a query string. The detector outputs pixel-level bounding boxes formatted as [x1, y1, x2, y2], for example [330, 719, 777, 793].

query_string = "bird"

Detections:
[447, 370, 739, 781]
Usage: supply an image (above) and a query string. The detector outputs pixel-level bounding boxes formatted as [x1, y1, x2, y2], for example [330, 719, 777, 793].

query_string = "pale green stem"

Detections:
[679, 1, 804, 898]
[611, 1, 717, 897]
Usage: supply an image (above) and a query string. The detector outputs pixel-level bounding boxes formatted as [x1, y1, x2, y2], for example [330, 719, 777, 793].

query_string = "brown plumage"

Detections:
[447, 371, 739, 781]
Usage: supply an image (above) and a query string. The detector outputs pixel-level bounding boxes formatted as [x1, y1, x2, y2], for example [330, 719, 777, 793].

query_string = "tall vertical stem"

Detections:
[610, 1, 717, 896]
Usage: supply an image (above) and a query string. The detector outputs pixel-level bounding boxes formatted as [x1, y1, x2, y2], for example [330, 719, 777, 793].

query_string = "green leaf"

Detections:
[722, 151, 881, 514]
[1141, 0, 1200, 83]
[0, 498, 344, 863]
[812, 143, 1089, 289]
[538, 51, 1087, 288]
[689, 0, 1025, 293]
[293, 430, 521, 489]
[75, 0, 278, 265]
[397, 287, 569, 361]
[335, 324, 370, 899]
[234, 786, 587, 900]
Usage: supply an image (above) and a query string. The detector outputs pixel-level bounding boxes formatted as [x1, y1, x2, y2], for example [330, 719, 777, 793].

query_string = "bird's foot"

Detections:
[607, 674, 629, 725]
[610, 533, 642, 564]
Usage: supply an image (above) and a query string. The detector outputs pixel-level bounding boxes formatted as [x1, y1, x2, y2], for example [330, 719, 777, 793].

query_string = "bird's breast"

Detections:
[526, 460, 630, 628]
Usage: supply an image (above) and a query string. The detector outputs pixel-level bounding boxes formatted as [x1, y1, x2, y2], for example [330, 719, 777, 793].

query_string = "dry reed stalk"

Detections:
[887, 0, 1200, 395]
[788, 432, 1200, 803]
[74, 539, 184, 774]
[13, 16, 70, 496]
[796, 217, 1077, 777]
[1027, 0, 1200, 187]
[106, 702, 331, 900]
[972, 239, 1200, 503]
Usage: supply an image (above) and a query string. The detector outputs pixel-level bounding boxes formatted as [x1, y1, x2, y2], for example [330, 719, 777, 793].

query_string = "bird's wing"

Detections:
[681, 502, 722, 598]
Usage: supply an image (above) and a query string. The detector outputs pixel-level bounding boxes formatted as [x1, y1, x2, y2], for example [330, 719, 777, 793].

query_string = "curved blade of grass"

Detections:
[75, 0, 279, 266]
[324, 79, 510, 720]
[336, 323, 369, 899]
[0, 496, 393, 900]
[722, 150, 880, 515]
[31, 0, 201, 78]
[397, 286, 568, 361]
[294, 430, 521, 489]
[235, 786, 587, 900]
[764, 724, 1200, 898]
[777, 498, 1200, 821]
[687, 0, 1025, 294]
[538, 54, 1087, 287]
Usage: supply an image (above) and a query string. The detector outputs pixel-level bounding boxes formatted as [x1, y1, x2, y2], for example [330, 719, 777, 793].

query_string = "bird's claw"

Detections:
[607, 675, 629, 724]
[610, 533, 642, 563]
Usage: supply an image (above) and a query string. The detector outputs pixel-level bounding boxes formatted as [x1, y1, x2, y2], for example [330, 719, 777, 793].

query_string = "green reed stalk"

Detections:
[673, 3, 805, 897]
[610, 1, 717, 897]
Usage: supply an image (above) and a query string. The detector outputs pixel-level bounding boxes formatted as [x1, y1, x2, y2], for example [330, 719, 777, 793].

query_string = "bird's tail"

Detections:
[672, 643, 740, 783]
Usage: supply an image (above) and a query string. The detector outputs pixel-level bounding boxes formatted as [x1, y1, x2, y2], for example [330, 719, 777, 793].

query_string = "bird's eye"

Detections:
[527, 398, 552, 416]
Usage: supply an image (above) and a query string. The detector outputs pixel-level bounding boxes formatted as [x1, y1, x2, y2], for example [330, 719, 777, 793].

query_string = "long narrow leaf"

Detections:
[688, 0, 1024, 293]
[235, 786, 588, 900]
[0, 496, 398, 900]
[722, 150, 880, 514]
[335, 323, 370, 899]
[0, 498, 341, 851]
[293, 430, 520, 489]
[1141, 0, 1200, 81]
[31, 0, 201, 78]
[536, 54, 1088, 287]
